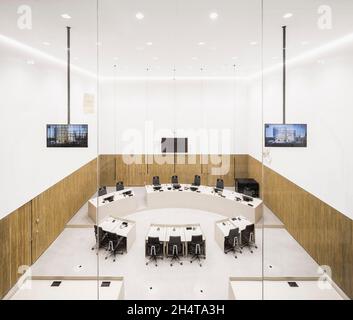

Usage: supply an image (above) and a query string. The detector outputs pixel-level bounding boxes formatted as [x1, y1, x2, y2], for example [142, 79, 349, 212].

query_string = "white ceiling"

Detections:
[1, 0, 353, 78]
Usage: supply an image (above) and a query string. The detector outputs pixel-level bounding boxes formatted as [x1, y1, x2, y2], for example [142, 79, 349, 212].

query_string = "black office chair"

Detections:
[192, 175, 201, 187]
[216, 179, 224, 191]
[241, 224, 257, 253]
[171, 175, 181, 189]
[91, 225, 109, 251]
[152, 176, 161, 190]
[189, 235, 205, 267]
[98, 186, 107, 197]
[224, 228, 242, 259]
[167, 236, 183, 266]
[116, 181, 124, 191]
[145, 237, 164, 267]
[105, 232, 125, 262]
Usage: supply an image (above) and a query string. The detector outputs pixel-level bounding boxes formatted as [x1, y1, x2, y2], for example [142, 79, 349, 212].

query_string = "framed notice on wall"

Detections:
[83, 93, 95, 114]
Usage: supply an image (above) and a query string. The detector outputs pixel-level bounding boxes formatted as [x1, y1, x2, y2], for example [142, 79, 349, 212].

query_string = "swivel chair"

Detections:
[167, 236, 183, 266]
[145, 237, 164, 267]
[189, 235, 205, 267]
[224, 228, 242, 259]
[241, 224, 257, 253]
[116, 181, 124, 191]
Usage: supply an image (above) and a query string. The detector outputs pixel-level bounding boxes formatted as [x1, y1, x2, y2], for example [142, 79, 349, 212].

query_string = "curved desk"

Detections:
[145, 184, 263, 223]
[88, 189, 137, 223]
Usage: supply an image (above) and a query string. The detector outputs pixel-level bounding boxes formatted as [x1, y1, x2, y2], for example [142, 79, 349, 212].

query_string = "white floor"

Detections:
[26, 186, 341, 300]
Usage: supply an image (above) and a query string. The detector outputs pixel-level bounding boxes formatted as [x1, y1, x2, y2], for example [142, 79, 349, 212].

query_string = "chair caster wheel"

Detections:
[155, 264, 158, 267]
[225, 252, 228, 254]
[146, 262, 148, 265]
[190, 261, 192, 263]
[235, 256, 237, 259]
[105, 257, 108, 260]
[170, 264, 173, 267]
[251, 251, 253, 254]
[255, 246, 258, 249]
[180, 262, 183, 265]
[113, 259, 116, 262]
[200, 265, 202, 267]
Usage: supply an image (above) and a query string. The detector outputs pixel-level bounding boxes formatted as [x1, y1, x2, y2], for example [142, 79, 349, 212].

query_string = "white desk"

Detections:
[99, 217, 136, 252]
[8, 277, 124, 300]
[145, 225, 167, 242]
[88, 189, 137, 223]
[145, 224, 205, 258]
[145, 184, 263, 223]
[215, 216, 253, 251]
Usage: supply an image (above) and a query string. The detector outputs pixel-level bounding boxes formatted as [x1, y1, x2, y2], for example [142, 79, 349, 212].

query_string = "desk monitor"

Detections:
[265, 124, 307, 148]
[103, 196, 114, 203]
[47, 124, 88, 148]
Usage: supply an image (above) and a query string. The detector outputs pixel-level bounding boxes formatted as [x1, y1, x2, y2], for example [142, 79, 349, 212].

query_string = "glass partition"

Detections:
[96, 0, 264, 300]
[261, 0, 352, 300]
[0, 0, 100, 300]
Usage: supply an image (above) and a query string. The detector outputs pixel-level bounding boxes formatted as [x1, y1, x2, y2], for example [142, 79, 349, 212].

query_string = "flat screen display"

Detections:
[47, 124, 88, 148]
[265, 124, 307, 148]
[161, 138, 188, 153]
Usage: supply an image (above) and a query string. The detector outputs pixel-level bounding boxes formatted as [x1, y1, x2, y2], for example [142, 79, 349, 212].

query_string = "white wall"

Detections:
[247, 44, 353, 220]
[98, 79, 248, 155]
[0, 43, 97, 220]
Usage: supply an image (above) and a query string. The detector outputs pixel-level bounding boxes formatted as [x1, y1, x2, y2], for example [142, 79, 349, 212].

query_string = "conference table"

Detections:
[88, 189, 137, 223]
[145, 184, 263, 223]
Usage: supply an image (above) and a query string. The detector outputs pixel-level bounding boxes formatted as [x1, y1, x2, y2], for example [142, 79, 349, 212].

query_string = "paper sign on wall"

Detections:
[83, 93, 95, 114]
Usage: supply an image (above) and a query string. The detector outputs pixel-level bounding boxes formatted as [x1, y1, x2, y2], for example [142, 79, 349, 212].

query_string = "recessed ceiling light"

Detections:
[301, 41, 309, 46]
[27, 60, 35, 65]
[136, 12, 144, 20]
[209, 12, 219, 20]
[146, 42, 153, 46]
[198, 41, 206, 46]
[153, 57, 159, 61]
[96, 42, 102, 47]
[61, 14, 71, 19]
[272, 56, 279, 60]
[113, 57, 119, 60]
[250, 41, 258, 46]
[317, 59, 325, 65]
[191, 57, 198, 60]
[283, 13, 293, 19]
[136, 46, 144, 51]
[232, 56, 238, 60]
[42, 41, 51, 46]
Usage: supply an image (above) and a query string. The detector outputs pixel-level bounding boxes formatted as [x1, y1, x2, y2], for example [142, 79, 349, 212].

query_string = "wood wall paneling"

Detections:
[98, 155, 116, 187]
[206, 154, 235, 187]
[175, 155, 202, 184]
[0, 215, 11, 298]
[248, 155, 353, 299]
[234, 154, 249, 179]
[146, 154, 175, 184]
[0, 203, 31, 299]
[31, 159, 97, 262]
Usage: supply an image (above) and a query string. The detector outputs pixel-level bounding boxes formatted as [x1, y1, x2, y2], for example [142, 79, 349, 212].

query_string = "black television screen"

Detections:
[47, 124, 88, 148]
[161, 138, 188, 153]
[265, 124, 307, 148]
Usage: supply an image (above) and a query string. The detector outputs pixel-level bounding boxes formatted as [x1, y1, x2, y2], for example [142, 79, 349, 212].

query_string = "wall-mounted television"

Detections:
[47, 124, 88, 148]
[265, 124, 307, 148]
[161, 138, 188, 153]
